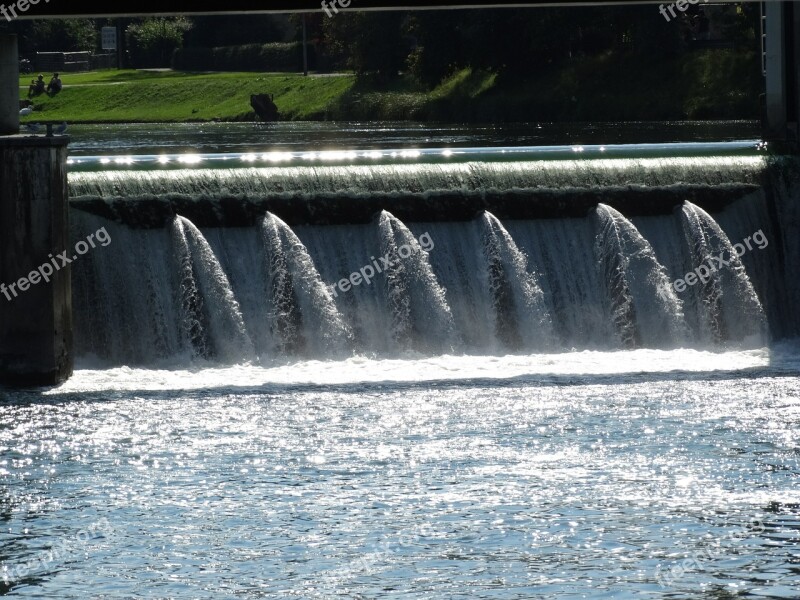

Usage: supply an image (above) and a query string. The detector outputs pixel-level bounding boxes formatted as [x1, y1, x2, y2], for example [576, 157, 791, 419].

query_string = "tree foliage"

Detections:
[126, 18, 191, 68]
[11, 19, 98, 55]
[321, 12, 406, 82]
[184, 15, 285, 48]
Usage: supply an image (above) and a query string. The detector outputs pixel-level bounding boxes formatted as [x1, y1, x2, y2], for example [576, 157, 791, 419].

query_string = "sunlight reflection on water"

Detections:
[1, 349, 798, 597]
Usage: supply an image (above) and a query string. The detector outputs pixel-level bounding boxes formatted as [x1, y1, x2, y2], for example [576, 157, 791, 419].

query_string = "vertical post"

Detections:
[764, 1, 800, 145]
[0, 35, 19, 135]
[117, 23, 123, 69]
[302, 15, 309, 76]
[765, 1, 786, 137]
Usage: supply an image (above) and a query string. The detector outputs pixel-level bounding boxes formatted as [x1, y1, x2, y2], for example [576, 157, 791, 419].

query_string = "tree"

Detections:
[405, 12, 465, 85]
[184, 15, 286, 48]
[14, 19, 98, 56]
[322, 12, 407, 82]
[126, 18, 191, 68]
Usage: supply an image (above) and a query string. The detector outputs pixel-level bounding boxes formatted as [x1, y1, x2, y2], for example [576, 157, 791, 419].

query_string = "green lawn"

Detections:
[20, 70, 356, 123]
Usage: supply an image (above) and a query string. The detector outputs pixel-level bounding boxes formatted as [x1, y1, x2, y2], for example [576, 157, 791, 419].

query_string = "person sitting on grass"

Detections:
[28, 74, 45, 98]
[47, 73, 62, 96]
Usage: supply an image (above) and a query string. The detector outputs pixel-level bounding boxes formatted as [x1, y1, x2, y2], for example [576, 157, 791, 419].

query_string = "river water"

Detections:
[1, 121, 798, 599]
[65, 121, 760, 156]
[1, 350, 799, 598]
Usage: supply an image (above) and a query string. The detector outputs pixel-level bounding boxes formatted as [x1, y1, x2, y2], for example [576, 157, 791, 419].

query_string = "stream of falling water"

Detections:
[71, 202, 771, 366]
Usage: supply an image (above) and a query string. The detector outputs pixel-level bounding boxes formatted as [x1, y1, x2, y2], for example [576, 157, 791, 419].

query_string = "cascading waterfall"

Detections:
[478, 212, 555, 351]
[376, 211, 458, 354]
[679, 201, 768, 346]
[68, 157, 782, 366]
[172, 216, 211, 359]
[594, 205, 640, 348]
[593, 204, 688, 349]
[261, 213, 302, 354]
[261, 213, 351, 356]
[170, 216, 254, 362]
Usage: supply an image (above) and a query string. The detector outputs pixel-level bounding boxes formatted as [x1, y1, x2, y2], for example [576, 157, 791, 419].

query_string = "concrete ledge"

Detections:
[0, 134, 69, 147]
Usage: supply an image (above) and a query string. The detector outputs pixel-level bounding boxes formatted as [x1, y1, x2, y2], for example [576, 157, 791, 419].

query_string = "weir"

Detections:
[64, 155, 798, 366]
[68, 157, 765, 227]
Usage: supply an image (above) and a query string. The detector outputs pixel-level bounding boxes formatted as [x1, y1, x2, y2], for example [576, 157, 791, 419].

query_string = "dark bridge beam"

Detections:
[14, 0, 722, 19]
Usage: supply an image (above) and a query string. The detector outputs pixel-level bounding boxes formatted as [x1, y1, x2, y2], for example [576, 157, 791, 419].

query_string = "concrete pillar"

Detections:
[0, 35, 19, 135]
[764, 2, 800, 145]
[0, 136, 72, 386]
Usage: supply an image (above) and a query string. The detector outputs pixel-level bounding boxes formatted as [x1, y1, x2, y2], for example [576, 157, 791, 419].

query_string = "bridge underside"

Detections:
[10, 0, 748, 18]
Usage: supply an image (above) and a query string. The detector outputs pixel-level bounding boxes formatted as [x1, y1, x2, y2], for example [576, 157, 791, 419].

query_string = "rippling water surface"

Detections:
[1, 348, 799, 598]
[65, 121, 761, 156]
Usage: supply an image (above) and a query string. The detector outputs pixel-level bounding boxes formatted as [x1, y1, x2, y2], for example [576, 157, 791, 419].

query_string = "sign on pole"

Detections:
[101, 27, 117, 51]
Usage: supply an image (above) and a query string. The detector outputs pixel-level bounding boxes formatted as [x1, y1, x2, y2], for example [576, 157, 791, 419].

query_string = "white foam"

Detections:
[49, 346, 778, 394]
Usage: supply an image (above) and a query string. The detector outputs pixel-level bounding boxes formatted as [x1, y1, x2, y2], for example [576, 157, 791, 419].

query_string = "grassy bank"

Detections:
[19, 49, 761, 124]
[19, 70, 355, 123]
